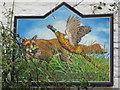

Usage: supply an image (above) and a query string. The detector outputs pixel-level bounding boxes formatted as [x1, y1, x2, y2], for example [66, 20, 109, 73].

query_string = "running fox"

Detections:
[22, 35, 107, 64]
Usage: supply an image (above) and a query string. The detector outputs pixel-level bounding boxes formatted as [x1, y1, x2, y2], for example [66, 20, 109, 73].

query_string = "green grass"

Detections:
[17, 54, 110, 82]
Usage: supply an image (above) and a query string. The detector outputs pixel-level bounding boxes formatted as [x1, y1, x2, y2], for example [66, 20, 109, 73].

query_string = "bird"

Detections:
[47, 16, 109, 72]
[64, 16, 91, 46]
[47, 16, 91, 54]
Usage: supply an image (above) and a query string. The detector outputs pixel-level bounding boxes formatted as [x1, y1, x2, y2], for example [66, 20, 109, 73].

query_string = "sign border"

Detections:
[14, 2, 114, 87]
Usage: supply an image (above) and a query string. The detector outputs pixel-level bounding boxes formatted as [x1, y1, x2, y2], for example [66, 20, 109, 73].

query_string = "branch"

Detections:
[73, 0, 84, 7]
[10, 0, 15, 30]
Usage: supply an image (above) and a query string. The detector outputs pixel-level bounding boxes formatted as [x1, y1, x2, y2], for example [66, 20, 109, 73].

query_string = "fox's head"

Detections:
[21, 35, 38, 53]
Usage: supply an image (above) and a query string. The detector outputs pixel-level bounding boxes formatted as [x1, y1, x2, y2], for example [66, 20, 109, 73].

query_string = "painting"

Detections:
[14, 2, 113, 86]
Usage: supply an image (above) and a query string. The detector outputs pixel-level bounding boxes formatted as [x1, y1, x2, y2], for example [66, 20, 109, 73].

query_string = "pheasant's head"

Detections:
[47, 25, 57, 32]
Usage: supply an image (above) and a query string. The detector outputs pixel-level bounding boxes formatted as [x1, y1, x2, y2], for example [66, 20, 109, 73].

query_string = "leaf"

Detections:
[103, 3, 106, 6]
[94, 6, 97, 8]
[110, 4, 114, 7]
[1, 33, 6, 37]
[109, 9, 112, 11]
[98, 6, 102, 9]
[15, 34, 19, 37]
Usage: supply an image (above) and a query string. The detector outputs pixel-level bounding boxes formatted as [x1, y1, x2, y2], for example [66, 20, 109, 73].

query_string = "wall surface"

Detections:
[0, 0, 119, 90]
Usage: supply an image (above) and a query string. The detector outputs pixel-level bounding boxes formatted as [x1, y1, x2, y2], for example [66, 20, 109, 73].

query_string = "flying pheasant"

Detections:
[47, 16, 91, 54]
[64, 16, 91, 46]
[47, 16, 109, 72]
[48, 16, 91, 47]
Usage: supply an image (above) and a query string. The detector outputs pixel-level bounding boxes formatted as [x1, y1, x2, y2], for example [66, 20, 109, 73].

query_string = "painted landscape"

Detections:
[16, 5, 110, 82]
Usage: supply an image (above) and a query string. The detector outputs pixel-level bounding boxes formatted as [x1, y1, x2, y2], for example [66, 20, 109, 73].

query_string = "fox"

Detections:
[21, 35, 107, 64]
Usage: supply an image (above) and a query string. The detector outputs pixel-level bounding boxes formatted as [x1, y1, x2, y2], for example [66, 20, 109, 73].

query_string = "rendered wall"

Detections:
[0, 0, 119, 89]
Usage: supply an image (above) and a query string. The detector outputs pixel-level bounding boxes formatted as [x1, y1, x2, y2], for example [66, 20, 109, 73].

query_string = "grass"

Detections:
[17, 53, 110, 82]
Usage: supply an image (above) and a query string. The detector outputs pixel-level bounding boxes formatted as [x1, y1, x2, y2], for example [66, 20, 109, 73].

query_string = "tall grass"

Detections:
[18, 53, 110, 82]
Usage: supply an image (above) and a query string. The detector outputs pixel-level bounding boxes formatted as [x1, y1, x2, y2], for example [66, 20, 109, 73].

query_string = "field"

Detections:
[17, 53, 110, 82]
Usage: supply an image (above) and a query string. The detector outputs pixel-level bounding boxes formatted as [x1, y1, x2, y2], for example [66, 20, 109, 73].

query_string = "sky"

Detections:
[17, 5, 111, 56]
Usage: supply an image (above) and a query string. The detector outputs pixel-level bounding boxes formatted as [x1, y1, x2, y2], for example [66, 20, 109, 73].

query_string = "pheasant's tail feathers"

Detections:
[81, 53, 110, 72]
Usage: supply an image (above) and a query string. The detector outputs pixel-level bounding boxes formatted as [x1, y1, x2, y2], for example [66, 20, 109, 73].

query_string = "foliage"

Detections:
[92, 1, 119, 14]
[18, 54, 109, 82]
[93, 2, 106, 13]
[0, 2, 42, 89]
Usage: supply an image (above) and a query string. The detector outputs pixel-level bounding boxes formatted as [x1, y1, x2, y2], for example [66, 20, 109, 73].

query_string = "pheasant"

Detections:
[47, 16, 109, 72]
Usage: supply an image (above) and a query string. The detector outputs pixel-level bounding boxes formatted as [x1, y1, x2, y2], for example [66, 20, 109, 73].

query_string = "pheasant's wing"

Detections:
[77, 26, 91, 43]
[65, 16, 81, 46]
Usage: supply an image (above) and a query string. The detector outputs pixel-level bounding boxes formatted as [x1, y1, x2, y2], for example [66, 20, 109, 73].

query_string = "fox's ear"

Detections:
[22, 37, 27, 42]
[32, 35, 37, 40]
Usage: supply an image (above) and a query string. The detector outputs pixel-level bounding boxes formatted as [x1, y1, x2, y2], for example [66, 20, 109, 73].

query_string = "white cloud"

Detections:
[80, 34, 99, 45]
[79, 33, 110, 53]
[87, 27, 110, 43]
[96, 27, 110, 34]
[80, 22, 84, 26]
[79, 27, 110, 46]
[24, 21, 109, 50]
[53, 20, 66, 33]
[78, 27, 110, 54]
[24, 20, 66, 40]
[24, 28, 56, 40]
[53, 20, 84, 33]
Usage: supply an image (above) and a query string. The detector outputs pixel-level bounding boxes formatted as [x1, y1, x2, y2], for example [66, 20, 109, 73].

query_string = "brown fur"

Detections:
[54, 31, 109, 72]
[79, 44, 107, 54]
[22, 36, 107, 64]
